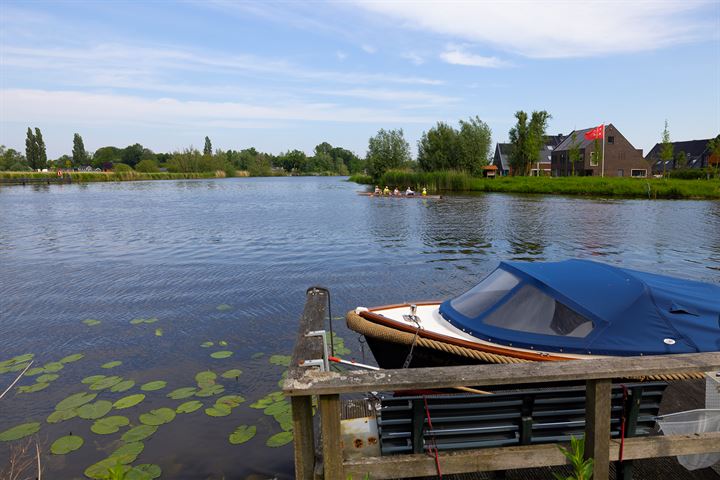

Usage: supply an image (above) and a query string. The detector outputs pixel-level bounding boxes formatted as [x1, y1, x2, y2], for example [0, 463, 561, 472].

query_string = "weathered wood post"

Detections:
[585, 379, 612, 480]
[319, 394, 343, 480]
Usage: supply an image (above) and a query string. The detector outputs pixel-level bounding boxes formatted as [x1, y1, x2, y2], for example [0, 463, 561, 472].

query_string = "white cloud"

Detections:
[401, 52, 425, 65]
[317, 88, 457, 105]
[354, 1, 716, 58]
[440, 45, 510, 68]
[361, 44, 377, 54]
[336, 50, 348, 61]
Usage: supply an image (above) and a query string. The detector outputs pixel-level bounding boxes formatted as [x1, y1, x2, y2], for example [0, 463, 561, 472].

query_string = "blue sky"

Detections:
[1, 0, 718, 158]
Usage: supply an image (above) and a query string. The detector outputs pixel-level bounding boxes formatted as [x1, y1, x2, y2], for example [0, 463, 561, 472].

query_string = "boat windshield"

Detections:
[449, 269, 520, 318]
[483, 284, 594, 338]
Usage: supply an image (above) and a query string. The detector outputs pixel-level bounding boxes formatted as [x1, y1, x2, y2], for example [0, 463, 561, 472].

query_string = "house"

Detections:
[551, 124, 649, 177]
[491, 135, 564, 176]
[645, 138, 715, 174]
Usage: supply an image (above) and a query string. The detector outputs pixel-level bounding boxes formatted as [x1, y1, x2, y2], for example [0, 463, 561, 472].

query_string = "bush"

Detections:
[9, 162, 32, 171]
[112, 163, 133, 173]
[668, 168, 715, 180]
[135, 159, 159, 173]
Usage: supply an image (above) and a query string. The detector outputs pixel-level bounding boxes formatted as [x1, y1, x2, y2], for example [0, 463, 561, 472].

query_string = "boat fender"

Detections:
[355, 307, 369, 314]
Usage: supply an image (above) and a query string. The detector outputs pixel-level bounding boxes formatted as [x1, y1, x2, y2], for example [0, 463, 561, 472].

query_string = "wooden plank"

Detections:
[342, 432, 720, 479]
[286, 287, 328, 385]
[585, 379, 612, 480]
[284, 352, 720, 396]
[320, 394, 343, 480]
[292, 396, 315, 480]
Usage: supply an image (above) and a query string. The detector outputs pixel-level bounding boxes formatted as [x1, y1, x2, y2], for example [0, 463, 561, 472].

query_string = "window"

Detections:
[483, 284, 594, 338]
[590, 152, 599, 167]
[631, 169, 647, 177]
[450, 269, 520, 319]
[608, 136, 615, 144]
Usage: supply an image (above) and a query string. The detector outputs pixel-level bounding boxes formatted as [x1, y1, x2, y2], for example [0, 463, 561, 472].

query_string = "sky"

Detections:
[1, 0, 719, 159]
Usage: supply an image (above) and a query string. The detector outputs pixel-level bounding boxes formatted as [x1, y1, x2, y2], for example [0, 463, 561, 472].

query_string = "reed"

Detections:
[0, 171, 222, 182]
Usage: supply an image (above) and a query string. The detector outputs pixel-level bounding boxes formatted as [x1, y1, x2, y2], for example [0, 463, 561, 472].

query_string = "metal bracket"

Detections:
[300, 329, 330, 372]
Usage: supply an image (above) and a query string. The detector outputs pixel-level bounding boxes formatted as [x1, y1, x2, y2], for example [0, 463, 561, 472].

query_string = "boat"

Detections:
[346, 259, 720, 369]
[357, 192, 442, 199]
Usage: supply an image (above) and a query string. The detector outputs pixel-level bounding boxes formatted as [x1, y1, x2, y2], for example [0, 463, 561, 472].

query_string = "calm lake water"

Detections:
[1, 176, 719, 478]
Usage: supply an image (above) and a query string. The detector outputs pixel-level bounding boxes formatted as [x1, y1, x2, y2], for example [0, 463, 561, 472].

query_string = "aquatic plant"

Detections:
[77, 400, 113, 419]
[140, 381, 166, 391]
[266, 431, 293, 447]
[0, 422, 41, 441]
[36, 373, 59, 382]
[102, 361, 122, 369]
[91, 416, 130, 434]
[59, 353, 85, 363]
[51, 434, 84, 454]
[42, 361, 64, 372]
[83, 319, 102, 326]
[200, 341, 214, 348]
[17, 382, 50, 393]
[154, 328, 163, 337]
[195, 371, 217, 387]
[210, 350, 233, 359]
[90, 376, 124, 390]
[229, 425, 256, 445]
[139, 408, 175, 426]
[121, 425, 158, 442]
[195, 384, 225, 397]
[55, 391, 97, 410]
[205, 404, 232, 417]
[269, 355, 291, 367]
[82, 374, 106, 384]
[130, 318, 158, 325]
[47, 408, 78, 424]
[167, 387, 197, 399]
[113, 394, 145, 410]
[176, 400, 203, 414]
[216, 304, 232, 311]
[220, 369, 242, 379]
[110, 380, 135, 393]
[553, 435, 593, 480]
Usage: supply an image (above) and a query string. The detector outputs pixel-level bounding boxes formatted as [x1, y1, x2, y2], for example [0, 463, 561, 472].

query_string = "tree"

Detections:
[280, 149, 308, 173]
[72, 133, 88, 166]
[508, 110, 551, 176]
[458, 116, 492, 174]
[660, 120, 673, 176]
[25, 128, 37, 169]
[204, 136, 212, 156]
[367, 128, 411, 179]
[135, 159, 160, 172]
[0, 146, 27, 171]
[674, 150, 687, 169]
[706, 135, 720, 176]
[34, 128, 47, 169]
[417, 122, 460, 172]
[92, 146, 122, 169]
[121, 143, 144, 168]
[568, 131, 581, 176]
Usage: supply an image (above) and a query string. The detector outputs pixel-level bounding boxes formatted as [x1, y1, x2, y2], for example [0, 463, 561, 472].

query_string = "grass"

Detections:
[0, 171, 228, 183]
[355, 170, 720, 200]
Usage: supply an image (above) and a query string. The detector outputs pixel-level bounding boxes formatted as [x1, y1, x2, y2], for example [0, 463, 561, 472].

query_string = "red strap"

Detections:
[423, 396, 442, 478]
[619, 384, 628, 462]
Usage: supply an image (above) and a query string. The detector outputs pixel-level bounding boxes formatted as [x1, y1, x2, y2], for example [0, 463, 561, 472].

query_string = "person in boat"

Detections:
[393, 187, 400, 196]
[405, 187, 415, 196]
[383, 186, 390, 195]
[422, 187, 427, 196]
[374, 185, 381, 195]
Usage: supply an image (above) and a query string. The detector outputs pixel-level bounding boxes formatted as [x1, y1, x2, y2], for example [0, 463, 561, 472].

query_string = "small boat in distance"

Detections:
[357, 192, 442, 199]
[347, 259, 720, 369]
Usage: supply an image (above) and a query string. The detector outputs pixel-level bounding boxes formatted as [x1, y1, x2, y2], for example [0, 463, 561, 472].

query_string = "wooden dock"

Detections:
[284, 288, 720, 480]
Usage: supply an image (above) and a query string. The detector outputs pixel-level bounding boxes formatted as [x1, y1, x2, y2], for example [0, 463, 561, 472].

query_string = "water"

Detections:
[1, 177, 719, 478]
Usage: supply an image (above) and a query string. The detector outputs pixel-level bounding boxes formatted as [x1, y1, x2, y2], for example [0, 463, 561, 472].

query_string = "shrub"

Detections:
[112, 163, 133, 173]
[135, 159, 159, 173]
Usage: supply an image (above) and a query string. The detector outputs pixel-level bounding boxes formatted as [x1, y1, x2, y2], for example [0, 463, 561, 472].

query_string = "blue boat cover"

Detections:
[438, 259, 720, 356]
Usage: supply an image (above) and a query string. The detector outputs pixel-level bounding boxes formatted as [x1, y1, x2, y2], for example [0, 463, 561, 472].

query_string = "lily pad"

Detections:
[36, 373, 60, 383]
[125, 464, 161, 480]
[0, 422, 41, 441]
[218, 340, 228, 346]
[266, 430, 293, 447]
[139, 408, 176, 426]
[55, 391, 97, 411]
[210, 350, 233, 359]
[217, 395, 245, 408]
[0, 353, 34, 367]
[91, 415, 130, 434]
[216, 304, 232, 311]
[82, 374, 106, 385]
[205, 404, 232, 417]
[77, 400, 113, 419]
[43, 362, 64, 373]
[195, 371, 216, 387]
[59, 353, 84, 364]
[196, 384, 225, 397]
[176, 400, 203, 414]
[5, 362, 31, 373]
[140, 380, 166, 391]
[25, 367, 45, 376]
[47, 408, 78, 424]
[229, 425, 256, 445]
[200, 341, 214, 348]
[51, 435, 83, 454]
[18, 382, 50, 393]
[111, 441, 144, 464]
[154, 328, 163, 337]
[114, 394, 145, 410]
[130, 317, 158, 325]
[102, 361, 122, 369]
[167, 387, 197, 399]
[122, 425, 158, 442]
[221, 369, 242, 379]
[84, 459, 130, 479]
[90, 375, 123, 390]
[250, 391, 285, 409]
[269, 355, 291, 367]
[251, 352, 264, 359]
[111, 379, 135, 392]
[82, 319, 102, 326]
[264, 400, 290, 417]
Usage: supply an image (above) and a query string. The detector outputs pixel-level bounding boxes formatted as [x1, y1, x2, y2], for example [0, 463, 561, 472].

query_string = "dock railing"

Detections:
[283, 288, 720, 480]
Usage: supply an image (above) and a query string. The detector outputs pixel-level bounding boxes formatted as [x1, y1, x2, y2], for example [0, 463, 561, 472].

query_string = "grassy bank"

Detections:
[353, 170, 720, 199]
[0, 171, 246, 183]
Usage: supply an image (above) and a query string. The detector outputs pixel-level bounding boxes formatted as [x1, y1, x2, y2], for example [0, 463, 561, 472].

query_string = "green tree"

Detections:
[93, 146, 122, 169]
[135, 159, 160, 172]
[0, 146, 27, 171]
[167, 148, 203, 172]
[706, 134, 720, 176]
[121, 143, 144, 168]
[568, 131, 581, 176]
[25, 128, 37, 169]
[367, 128, 411, 179]
[674, 150, 687, 169]
[458, 116, 492, 174]
[72, 133, 88, 166]
[204, 136, 212, 156]
[56, 154, 73, 169]
[417, 122, 460, 172]
[660, 119, 673, 176]
[34, 128, 47, 169]
[311, 152, 334, 173]
[280, 149, 308, 173]
[509, 111, 551, 176]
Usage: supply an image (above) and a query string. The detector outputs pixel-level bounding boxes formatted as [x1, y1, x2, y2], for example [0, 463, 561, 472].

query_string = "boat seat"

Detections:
[378, 382, 667, 478]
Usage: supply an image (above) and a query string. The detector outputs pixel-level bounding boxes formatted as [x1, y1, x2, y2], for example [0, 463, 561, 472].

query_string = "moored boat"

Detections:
[347, 259, 720, 369]
[357, 192, 442, 199]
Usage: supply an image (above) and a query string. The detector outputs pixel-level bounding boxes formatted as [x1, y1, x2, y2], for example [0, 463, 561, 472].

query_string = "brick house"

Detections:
[645, 138, 716, 174]
[492, 135, 565, 176]
[551, 124, 649, 177]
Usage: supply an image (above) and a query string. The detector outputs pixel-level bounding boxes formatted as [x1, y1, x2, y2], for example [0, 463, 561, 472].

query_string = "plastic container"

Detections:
[656, 409, 720, 470]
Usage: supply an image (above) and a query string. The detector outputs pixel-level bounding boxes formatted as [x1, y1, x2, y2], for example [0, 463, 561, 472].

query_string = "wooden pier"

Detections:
[284, 289, 720, 480]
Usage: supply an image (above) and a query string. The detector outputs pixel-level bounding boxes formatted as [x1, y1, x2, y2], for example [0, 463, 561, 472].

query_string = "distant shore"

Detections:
[349, 171, 720, 200]
[0, 171, 241, 184]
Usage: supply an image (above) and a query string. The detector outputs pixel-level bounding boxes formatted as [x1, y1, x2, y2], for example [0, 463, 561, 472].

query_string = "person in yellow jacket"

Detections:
[383, 186, 390, 195]
[422, 187, 427, 196]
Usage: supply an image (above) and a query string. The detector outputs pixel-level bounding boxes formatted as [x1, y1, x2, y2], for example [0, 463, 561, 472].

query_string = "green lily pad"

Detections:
[195, 371, 216, 387]
[59, 353, 84, 364]
[114, 394, 145, 410]
[18, 382, 50, 393]
[43, 362, 64, 373]
[25, 367, 45, 376]
[122, 425, 158, 442]
[36, 373, 59, 382]
[216, 304, 232, 311]
[5, 362, 31, 373]
[82, 319, 101, 326]
[82, 374, 106, 384]
[218, 340, 228, 346]
[101, 361, 122, 369]
[90, 375, 123, 390]
[130, 318, 147, 325]
[111, 441, 144, 464]
[269, 355, 291, 367]
[205, 404, 232, 417]
[264, 400, 290, 416]
[47, 408, 78, 424]
[140, 380, 166, 391]
[77, 400, 113, 419]
[250, 391, 285, 409]
[210, 350, 233, 359]
[125, 464, 161, 480]
[50, 434, 83, 454]
[167, 387, 197, 399]
[0, 422, 41, 441]
[229, 425, 256, 445]
[139, 408, 176, 426]
[266, 430, 293, 447]
[217, 395, 245, 408]
[55, 391, 96, 411]
[176, 400, 203, 414]
[154, 328, 163, 337]
[331, 333, 351, 356]
[251, 352, 264, 359]
[0, 353, 34, 367]
[91, 415, 130, 434]
[200, 341, 214, 348]
[84, 459, 130, 479]
[221, 369, 242, 379]
[111, 379, 135, 392]
[196, 384, 225, 397]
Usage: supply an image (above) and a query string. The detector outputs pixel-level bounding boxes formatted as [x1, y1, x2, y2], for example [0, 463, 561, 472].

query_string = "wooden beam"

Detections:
[586, 379, 612, 480]
[285, 288, 328, 385]
[291, 396, 315, 480]
[283, 352, 720, 396]
[342, 432, 720, 480]
[319, 394, 343, 480]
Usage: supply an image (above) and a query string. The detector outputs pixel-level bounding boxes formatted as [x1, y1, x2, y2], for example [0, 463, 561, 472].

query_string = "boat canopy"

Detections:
[438, 259, 720, 356]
